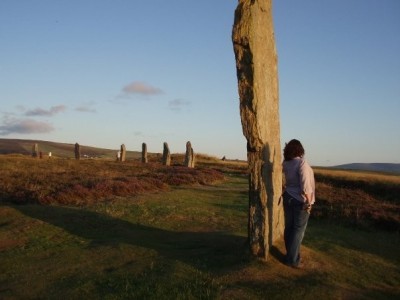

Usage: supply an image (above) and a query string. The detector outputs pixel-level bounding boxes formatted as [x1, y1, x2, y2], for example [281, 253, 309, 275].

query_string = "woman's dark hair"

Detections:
[283, 139, 305, 161]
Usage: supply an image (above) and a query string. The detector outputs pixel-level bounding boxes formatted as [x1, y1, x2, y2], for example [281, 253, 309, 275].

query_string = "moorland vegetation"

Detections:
[1, 153, 399, 299]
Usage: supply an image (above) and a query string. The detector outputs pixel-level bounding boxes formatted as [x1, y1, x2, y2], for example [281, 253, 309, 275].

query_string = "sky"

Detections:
[0, 0, 399, 166]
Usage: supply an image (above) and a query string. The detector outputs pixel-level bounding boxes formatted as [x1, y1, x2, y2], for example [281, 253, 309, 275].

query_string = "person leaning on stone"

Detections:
[282, 139, 315, 268]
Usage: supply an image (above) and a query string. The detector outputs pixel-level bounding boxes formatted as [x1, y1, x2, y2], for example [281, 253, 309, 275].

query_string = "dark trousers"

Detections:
[283, 192, 309, 266]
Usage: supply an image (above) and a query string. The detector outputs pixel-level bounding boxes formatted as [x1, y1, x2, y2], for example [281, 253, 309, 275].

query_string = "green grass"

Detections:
[1, 172, 399, 299]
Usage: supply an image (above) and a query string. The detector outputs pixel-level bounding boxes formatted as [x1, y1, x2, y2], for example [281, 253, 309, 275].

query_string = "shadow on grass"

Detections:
[12, 204, 249, 273]
[5, 204, 400, 299]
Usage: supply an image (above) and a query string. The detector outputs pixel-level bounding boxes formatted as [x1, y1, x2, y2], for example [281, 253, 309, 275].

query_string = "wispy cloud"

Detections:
[123, 81, 163, 96]
[0, 118, 54, 135]
[24, 105, 66, 117]
[75, 102, 97, 113]
[114, 81, 164, 102]
[168, 99, 191, 111]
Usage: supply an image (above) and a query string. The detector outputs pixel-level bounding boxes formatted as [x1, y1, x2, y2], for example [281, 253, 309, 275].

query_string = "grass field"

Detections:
[1, 155, 399, 299]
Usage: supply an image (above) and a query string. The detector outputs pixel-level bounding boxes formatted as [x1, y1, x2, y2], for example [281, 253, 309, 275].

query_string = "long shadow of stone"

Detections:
[13, 204, 248, 273]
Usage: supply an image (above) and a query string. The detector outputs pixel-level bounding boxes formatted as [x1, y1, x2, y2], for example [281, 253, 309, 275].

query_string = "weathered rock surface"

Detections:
[232, 0, 283, 260]
[162, 142, 171, 166]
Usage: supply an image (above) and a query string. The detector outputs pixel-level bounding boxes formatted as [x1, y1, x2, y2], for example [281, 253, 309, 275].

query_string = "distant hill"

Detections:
[0, 138, 141, 159]
[332, 163, 400, 174]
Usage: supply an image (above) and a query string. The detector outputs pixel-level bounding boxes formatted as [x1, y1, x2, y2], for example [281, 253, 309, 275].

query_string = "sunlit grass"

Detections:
[315, 167, 400, 185]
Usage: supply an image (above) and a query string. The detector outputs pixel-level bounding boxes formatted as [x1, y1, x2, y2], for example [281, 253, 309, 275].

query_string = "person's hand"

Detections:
[303, 202, 312, 214]
[302, 193, 312, 214]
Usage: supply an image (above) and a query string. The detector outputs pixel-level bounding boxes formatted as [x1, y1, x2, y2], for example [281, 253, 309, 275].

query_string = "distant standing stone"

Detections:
[184, 141, 195, 168]
[32, 143, 39, 158]
[120, 144, 126, 162]
[162, 142, 171, 166]
[142, 143, 148, 163]
[75, 143, 81, 160]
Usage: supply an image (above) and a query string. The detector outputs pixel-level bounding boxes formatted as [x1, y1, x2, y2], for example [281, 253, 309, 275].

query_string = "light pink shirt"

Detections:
[283, 157, 316, 204]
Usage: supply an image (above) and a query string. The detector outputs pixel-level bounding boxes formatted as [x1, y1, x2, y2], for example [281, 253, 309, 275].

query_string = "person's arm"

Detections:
[299, 160, 314, 212]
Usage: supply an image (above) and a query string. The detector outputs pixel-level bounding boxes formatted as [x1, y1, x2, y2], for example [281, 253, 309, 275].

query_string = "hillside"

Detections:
[0, 138, 141, 159]
[2, 139, 399, 174]
[333, 163, 400, 174]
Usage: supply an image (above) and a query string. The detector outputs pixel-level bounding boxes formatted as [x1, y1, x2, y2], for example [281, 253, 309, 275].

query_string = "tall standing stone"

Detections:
[74, 143, 81, 160]
[120, 144, 126, 162]
[184, 141, 195, 168]
[232, 0, 283, 260]
[32, 143, 39, 158]
[162, 142, 171, 166]
[142, 143, 148, 163]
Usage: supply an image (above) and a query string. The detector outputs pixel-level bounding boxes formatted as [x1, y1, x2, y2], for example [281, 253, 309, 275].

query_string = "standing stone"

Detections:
[116, 151, 120, 161]
[184, 141, 195, 168]
[32, 143, 39, 158]
[232, 0, 283, 260]
[75, 143, 81, 160]
[120, 144, 126, 162]
[142, 143, 148, 163]
[162, 142, 171, 166]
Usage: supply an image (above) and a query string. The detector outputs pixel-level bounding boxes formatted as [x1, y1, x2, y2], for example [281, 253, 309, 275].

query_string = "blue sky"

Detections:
[1, 0, 399, 166]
